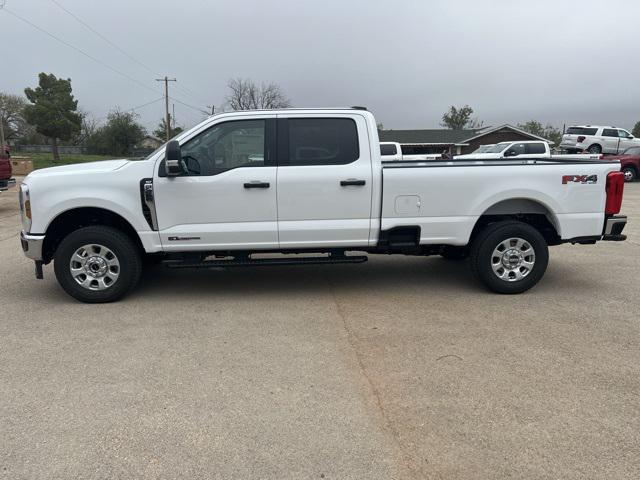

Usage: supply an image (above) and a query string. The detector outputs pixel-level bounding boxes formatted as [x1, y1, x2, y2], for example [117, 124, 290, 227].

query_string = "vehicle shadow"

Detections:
[133, 256, 493, 300]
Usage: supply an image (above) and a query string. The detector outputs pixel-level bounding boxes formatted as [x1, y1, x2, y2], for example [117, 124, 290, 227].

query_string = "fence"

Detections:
[12, 145, 156, 158]
[13, 145, 88, 155]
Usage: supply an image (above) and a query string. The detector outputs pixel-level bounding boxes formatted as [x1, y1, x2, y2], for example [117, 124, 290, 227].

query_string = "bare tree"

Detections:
[226, 78, 291, 110]
[0, 92, 28, 141]
[72, 110, 99, 146]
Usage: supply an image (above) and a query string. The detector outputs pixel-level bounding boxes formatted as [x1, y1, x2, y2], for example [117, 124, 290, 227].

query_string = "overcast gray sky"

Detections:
[1, 0, 638, 132]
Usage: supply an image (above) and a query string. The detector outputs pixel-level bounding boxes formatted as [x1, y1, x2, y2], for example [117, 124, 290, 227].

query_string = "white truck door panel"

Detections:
[276, 115, 373, 248]
[154, 117, 278, 251]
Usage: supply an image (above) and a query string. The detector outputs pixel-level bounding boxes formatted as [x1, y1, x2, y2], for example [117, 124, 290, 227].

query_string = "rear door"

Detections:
[275, 114, 373, 248]
[601, 128, 620, 154]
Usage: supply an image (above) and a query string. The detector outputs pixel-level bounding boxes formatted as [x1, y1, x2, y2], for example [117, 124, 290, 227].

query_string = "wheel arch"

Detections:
[470, 198, 561, 246]
[43, 207, 145, 264]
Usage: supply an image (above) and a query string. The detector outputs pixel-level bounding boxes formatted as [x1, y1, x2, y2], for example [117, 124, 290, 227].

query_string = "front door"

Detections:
[275, 115, 373, 248]
[154, 116, 278, 251]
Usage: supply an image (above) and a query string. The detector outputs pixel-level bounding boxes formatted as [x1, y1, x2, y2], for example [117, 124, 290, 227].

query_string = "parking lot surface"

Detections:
[1, 179, 639, 479]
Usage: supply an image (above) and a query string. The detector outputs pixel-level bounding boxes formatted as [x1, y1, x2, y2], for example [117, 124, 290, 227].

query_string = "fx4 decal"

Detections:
[562, 174, 598, 184]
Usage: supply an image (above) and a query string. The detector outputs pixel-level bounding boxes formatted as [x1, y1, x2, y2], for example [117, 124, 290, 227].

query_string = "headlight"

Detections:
[19, 183, 32, 232]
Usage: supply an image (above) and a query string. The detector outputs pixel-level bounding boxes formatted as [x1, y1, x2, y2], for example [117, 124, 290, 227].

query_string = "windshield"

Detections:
[482, 142, 510, 153]
[622, 147, 640, 156]
[472, 145, 493, 153]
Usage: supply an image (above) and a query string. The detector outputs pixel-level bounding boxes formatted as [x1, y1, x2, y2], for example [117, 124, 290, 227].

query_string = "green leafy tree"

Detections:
[87, 109, 145, 156]
[153, 117, 183, 141]
[632, 121, 640, 138]
[24, 73, 82, 162]
[441, 105, 480, 130]
[517, 120, 562, 146]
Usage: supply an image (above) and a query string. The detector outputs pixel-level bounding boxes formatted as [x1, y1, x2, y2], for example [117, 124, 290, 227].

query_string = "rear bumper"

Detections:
[0, 178, 15, 191]
[20, 230, 45, 261]
[603, 215, 627, 241]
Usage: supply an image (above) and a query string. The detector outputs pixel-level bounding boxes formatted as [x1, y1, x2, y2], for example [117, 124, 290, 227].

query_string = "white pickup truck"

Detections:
[455, 140, 601, 161]
[19, 108, 627, 303]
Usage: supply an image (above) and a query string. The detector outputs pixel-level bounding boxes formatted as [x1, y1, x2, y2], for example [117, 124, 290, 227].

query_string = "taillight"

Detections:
[605, 171, 624, 214]
[577, 136, 586, 143]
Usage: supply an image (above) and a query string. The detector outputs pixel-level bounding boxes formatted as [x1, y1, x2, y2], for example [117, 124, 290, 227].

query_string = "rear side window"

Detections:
[380, 144, 398, 156]
[526, 143, 546, 154]
[287, 118, 359, 166]
[566, 127, 598, 135]
[602, 129, 619, 137]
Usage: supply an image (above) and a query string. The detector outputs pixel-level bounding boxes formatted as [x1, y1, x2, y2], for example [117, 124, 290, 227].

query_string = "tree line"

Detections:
[3, 72, 636, 162]
[0, 74, 290, 162]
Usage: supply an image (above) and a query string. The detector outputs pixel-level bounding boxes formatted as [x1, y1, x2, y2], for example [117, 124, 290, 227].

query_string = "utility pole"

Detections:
[207, 105, 215, 115]
[156, 76, 176, 141]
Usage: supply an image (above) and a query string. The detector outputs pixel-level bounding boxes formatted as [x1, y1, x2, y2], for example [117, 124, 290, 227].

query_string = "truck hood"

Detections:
[27, 159, 130, 178]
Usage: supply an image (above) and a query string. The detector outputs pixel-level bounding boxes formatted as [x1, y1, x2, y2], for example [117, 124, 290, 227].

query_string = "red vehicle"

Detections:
[0, 150, 14, 192]
[607, 146, 640, 182]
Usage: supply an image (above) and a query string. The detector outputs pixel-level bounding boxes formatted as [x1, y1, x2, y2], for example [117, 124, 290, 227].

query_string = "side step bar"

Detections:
[163, 254, 368, 269]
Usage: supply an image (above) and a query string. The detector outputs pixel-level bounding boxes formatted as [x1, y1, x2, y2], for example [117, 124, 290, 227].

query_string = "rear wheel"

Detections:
[470, 221, 548, 294]
[54, 226, 142, 303]
[622, 166, 637, 182]
[587, 144, 602, 154]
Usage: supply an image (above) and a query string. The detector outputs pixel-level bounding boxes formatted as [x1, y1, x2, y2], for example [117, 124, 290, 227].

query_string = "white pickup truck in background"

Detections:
[456, 140, 601, 160]
[380, 141, 441, 161]
[19, 108, 627, 303]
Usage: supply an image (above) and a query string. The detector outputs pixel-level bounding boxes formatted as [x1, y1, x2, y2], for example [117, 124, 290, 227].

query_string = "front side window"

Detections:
[287, 118, 359, 166]
[506, 143, 526, 155]
[618, 129, 632, 138]
[178, 120, 265, 176]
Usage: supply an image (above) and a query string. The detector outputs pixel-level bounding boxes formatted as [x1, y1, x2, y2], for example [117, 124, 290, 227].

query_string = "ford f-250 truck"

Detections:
[18, 108, 628, 303]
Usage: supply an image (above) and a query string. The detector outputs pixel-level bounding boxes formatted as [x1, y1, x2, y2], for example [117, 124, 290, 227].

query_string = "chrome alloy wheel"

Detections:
[69, 244, 120, 290]
[491, 237, 535, 282]
[623, 169, 634, 182]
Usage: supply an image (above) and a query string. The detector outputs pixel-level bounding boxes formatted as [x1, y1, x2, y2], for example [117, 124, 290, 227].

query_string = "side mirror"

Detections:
[504, 149, 517, 157]
[165, 140, 182, 176]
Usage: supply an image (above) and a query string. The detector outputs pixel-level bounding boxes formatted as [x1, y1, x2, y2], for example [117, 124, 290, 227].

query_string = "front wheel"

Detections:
[54, 226, 142, 303]
[470, 221, 549, 294]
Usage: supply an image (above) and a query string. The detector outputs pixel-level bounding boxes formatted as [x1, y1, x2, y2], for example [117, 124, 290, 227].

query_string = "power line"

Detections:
[48, 0, 210, 106]
[2, 7, 162, 96]
[169, 96, 210, 116]
[128, 97, 164, 112]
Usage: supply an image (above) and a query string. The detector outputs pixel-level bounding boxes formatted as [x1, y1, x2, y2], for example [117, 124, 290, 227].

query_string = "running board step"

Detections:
[163, 255, 368, 269]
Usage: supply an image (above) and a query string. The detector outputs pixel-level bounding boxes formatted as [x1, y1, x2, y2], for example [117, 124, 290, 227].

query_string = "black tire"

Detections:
[622, 166, 637, 182]
[440, 246, 469, 261]
[470, 221, 549, 294]
[54, 226, 142, 303]
[587, 144, 602, 154]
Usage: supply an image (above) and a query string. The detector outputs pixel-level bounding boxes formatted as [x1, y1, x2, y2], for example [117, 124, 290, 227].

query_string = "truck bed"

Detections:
[380, 157, 620, 245]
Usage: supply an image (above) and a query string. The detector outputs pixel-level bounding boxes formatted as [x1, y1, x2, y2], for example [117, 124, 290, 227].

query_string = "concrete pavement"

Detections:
[1, 179, 639, 479]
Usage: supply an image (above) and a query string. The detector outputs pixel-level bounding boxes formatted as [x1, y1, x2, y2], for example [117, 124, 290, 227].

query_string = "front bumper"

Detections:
[20, 230, 45, 261]
[0, 178, 16, 191]
[603, 215, 627, 241]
